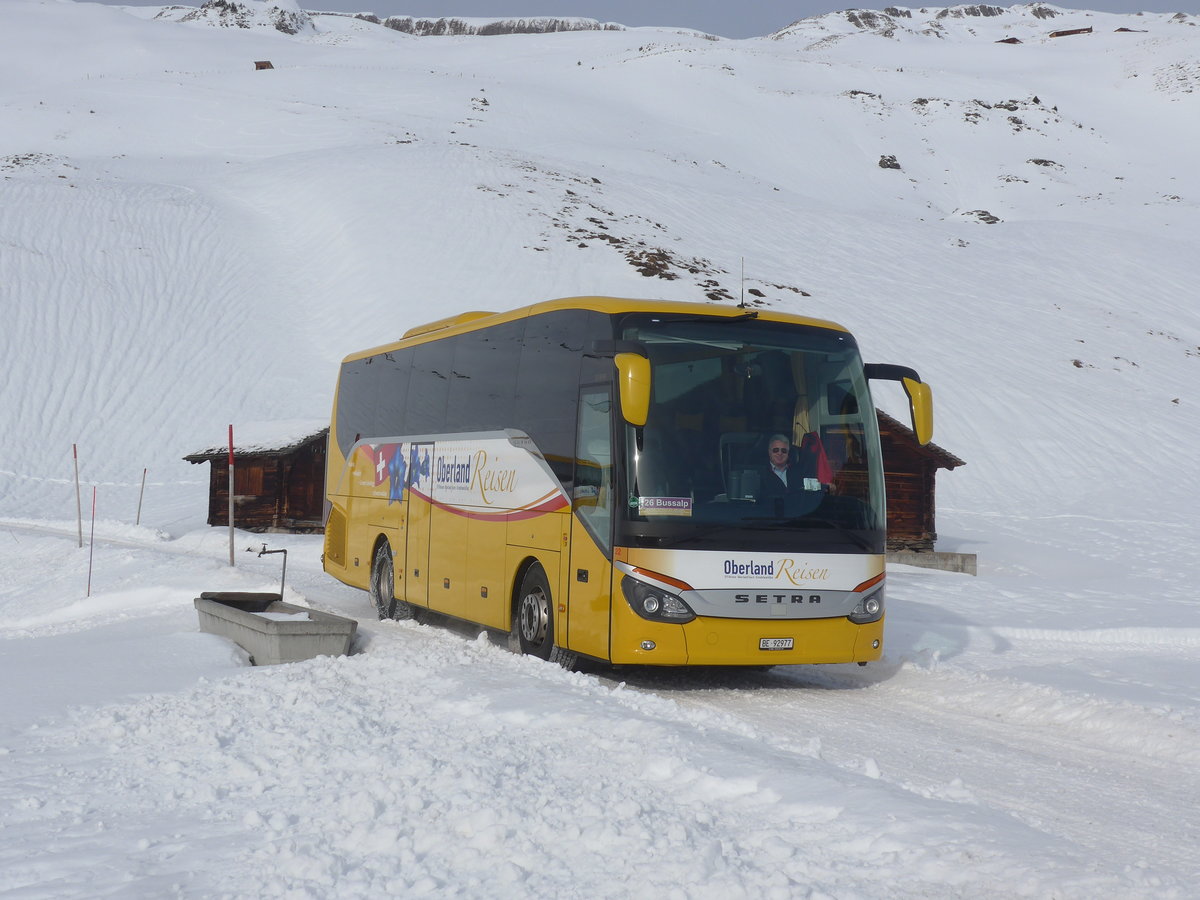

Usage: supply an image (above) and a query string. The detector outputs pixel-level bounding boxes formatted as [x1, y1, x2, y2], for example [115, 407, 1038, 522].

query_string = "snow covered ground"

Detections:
[1, 1, 1198, 896]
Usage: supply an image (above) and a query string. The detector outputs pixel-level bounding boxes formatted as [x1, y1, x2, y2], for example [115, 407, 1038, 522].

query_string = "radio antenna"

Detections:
[739, 257, 745, 308]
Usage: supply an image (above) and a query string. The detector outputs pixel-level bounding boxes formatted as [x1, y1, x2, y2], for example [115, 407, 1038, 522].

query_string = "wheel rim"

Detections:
[373, 549, 393, 617]
[519, 586, 548, 647]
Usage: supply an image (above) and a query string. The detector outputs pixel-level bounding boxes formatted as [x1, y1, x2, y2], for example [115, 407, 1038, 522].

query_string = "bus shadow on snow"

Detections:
[394, 592, 984, 693]
[599, 661, 898, 694]
[567, 592, 984, 693]
[407, 609, 889, 691]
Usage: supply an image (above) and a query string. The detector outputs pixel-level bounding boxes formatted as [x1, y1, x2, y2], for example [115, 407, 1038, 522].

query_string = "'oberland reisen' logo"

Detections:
[724, 559, 774, 577]
[435, 449, 518, 505]
[436, 455, 472, 485]
[723, 558, 831, 582]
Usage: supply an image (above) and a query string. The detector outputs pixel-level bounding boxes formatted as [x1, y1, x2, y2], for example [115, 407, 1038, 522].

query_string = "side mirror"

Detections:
[902, 377, 934, 446]
[864, 363, 934, 445]
[614, 353, 651, 427]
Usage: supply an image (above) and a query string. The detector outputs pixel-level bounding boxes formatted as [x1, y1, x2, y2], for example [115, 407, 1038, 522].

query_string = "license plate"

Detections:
[759, 637, 794, 651]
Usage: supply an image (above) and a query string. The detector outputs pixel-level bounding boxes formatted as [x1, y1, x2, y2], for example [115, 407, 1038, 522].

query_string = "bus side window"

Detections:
[446, 319, 521, 432]
[574, 387, 614, 552]
[407, 341, 454, 436]
[374, 350, 414, 440]
[517, 311, 589, 487]
[827, 380, 859, 417]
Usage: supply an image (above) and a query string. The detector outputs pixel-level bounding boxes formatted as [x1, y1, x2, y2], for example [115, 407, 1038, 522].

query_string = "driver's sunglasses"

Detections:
[770, 448, 789, 454]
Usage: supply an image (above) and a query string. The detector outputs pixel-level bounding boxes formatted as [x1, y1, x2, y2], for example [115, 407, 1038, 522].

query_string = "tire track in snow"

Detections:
[652, 658, 1200, 886]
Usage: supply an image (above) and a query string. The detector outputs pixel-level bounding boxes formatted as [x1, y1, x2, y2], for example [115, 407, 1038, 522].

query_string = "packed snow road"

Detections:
[639, 653, 1200, 884]
[1, 522, 1197, 897]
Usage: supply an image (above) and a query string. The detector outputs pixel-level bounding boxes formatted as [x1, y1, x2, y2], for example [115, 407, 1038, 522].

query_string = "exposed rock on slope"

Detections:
[160, 0, 315, 35]
[352, 15, 623, 36]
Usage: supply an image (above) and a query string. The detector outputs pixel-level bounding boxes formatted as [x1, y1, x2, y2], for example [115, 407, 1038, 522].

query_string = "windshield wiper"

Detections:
[740, 518, 876, 551]
[635, 524, 727, 548]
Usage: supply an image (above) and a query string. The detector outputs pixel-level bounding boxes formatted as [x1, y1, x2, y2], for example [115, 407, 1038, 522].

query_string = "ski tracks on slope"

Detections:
[0, 176, 266, 511]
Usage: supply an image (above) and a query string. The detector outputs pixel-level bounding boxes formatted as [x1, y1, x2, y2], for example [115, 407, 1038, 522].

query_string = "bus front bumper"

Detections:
[609, 612, 884, 667]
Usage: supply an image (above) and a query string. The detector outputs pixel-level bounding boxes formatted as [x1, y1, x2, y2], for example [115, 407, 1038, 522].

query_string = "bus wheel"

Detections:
[515, 564, 575, 668]
[370, 542, 413, 621]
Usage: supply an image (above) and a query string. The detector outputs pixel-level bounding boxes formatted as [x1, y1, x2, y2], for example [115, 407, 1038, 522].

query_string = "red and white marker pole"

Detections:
[73, 444, 83, 549]
[228, 425, 235, 567]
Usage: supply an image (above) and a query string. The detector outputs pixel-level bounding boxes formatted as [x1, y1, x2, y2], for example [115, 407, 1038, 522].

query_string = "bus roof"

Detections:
[342, 296, 850, 363]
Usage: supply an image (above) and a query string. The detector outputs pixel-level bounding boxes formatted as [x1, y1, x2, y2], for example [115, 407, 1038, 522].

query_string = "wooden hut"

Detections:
[1049, 26, 1092, 38]
[877, 410, 965, 552]
[184, 422, 327, 533]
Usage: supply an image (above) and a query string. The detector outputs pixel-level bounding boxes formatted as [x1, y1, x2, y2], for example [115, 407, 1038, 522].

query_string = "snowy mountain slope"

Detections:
[3, 1, 1196, 528]
[1, 2, 1198, 896]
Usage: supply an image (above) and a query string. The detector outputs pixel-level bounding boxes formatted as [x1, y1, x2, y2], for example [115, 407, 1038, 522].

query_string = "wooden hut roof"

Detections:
[876, 410, 965, 470]
[183, 420, 328, 463]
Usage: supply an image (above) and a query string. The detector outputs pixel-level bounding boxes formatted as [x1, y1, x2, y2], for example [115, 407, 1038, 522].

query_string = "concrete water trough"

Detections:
[194, 592, 357, 665]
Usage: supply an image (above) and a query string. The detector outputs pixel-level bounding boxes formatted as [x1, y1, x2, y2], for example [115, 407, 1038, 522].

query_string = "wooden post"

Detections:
[73, 444, 83, 548]
[135, 467, 147, 526]
[228, 425, 235, 567]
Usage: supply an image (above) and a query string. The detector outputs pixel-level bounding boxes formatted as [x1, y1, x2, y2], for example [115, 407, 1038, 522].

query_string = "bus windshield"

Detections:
[617, 314, 886, 554]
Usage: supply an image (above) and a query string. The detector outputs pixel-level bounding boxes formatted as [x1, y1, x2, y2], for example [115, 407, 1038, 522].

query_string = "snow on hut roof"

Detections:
[183, 420, 328, 461]
[876, 410, 965, 469]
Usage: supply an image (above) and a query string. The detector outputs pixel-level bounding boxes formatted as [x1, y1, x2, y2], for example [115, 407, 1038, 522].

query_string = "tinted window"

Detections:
[335, 357, 379, 455]
[515, 310, 594, 484]
[574, 386, 614, 551]
[446, 319, 523, 432]
[334, 309, 614, 483]
[374, 350, 414, 438]
[407, 340, 454, 435]
[614, 314, 886, 552]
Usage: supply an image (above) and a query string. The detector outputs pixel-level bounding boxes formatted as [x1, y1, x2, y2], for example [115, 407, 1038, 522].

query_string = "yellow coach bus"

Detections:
[323, 296, 933, 668]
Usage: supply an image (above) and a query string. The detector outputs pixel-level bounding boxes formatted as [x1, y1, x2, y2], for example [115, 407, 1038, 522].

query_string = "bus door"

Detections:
[404, 442, 434, 608]
[365, 453, 407, 605]
[567, 386, 615, 660]
[366, 443, 406, 570]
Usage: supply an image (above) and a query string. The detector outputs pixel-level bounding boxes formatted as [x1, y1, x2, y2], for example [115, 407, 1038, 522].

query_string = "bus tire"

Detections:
[370, 541, 413, 621]
[514, 564, 575, 669]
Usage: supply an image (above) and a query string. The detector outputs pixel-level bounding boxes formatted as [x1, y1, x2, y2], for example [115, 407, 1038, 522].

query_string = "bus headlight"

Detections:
[848, 588, 884, 625]
[621, 576, 696, 624]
